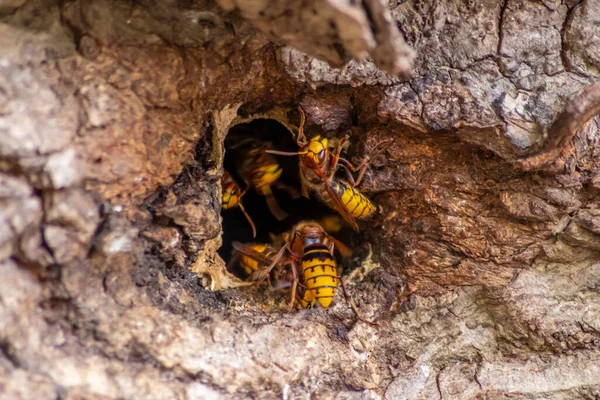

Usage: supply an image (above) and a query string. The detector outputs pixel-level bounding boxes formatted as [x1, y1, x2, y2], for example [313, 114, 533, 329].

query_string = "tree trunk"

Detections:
[1, 0, 600, 399]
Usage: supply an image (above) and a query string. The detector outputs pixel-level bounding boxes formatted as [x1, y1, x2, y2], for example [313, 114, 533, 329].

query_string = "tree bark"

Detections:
[1, 0, 600, 399]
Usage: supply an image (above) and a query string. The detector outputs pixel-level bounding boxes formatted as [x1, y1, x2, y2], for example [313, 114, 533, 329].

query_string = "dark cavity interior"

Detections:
[219, 118, 368, 278]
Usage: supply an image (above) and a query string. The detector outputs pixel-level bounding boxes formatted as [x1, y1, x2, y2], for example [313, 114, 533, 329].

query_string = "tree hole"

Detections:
[218, 118, 369, 281]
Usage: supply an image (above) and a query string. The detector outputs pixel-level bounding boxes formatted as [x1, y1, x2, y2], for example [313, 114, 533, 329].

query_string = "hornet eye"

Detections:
[318, 149, 326, 160]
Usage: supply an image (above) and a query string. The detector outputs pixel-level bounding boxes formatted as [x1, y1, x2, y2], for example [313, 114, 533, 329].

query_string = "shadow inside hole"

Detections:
[218, 118, 369, 277]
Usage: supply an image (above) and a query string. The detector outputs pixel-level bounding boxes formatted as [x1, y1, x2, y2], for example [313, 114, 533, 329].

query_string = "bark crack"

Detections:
[559, 1, 581, 75]
[0, 339, 20, 368]
[473, 361, 483, 390]
[436, 368, 444, 399]
[497, 0, 508, 56]
[406, 80, 425, 122]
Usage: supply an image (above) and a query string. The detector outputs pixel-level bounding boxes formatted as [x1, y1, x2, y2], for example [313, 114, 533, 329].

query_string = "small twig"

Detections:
[517, 80, 600, 170]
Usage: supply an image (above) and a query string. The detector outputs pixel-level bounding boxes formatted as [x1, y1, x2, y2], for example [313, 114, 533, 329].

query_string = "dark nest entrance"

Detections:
[218, 118, 369, 280]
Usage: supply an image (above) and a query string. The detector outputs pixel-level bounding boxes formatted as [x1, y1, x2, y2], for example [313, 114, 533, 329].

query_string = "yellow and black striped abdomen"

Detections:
[330, 179, 376, 218]
[299, 244, 337, 309]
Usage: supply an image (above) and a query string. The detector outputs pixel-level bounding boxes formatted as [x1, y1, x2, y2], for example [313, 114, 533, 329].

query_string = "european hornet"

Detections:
[267, 108, 389, 232]
[228, 241, 292, 295]
[241, 221, 376, 325]
[231, 138, 299, 221]
[228, 242, 278, 278]
[267, 214, 344, 249]
[221, 171, 257, 238]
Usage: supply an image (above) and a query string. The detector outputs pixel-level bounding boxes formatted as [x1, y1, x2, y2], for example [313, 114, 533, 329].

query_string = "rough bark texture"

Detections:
[1, 0, 600, 399]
